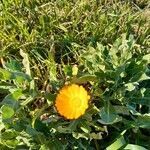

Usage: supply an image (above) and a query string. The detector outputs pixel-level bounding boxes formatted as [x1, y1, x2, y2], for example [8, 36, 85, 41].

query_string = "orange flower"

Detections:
[55, 84, 90, 119]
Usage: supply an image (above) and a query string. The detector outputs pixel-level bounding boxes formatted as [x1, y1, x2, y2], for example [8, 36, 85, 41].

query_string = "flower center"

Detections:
[72, 97, 81, 108]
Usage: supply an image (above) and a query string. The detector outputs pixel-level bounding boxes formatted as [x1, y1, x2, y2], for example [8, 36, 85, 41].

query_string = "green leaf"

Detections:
[1, 105, 14, 119]
[63, 65, 72, 76]
[0, 82, 15, 90]
[138, 74, 150, 82]
[125, 60, 147, 83]
[90, 132, 102, 140]
[42, 139, 63, 150]
[1, 89, 23, 110]
[81, 44, 106, 74]
[20, 49, 31, 76]
[20, 96, 34, 106]
[127, 88, 150, 106]
[72, 132, 89, 140]
[5, 60, 22, 72]
[0, 122, 5, 132]
[56, 120, 79, 134]
[2, 139, 19, 148]
[114, 106, 130, 115]
[0, 68, 12, 80]
[25, 125, 46, 144]
[143, 54, 150, 63]
[56, 126, 72, 134]
[1, 130, 18, 140]
[109, 34, 133, 68]
[124, 144, 148, 150]
[71, 75, 97, 84]
[132, 97, 150, 106]
[99, 101, 122, 124]
[136, 114, 150, 129]
[20, 50, 34, 89]
[40, 144, 48, 150]
[0, 68, 31, 84]
[16, 131, 31, 147]
[79, 121, 91, 133]
[45, 52, 57, 81]
[106, 135, 126, 150]
[125, 83, 136, 91]
[13, 72, 32, 84]
[45, 93, 56, 105]
[31, 104, 49, 128]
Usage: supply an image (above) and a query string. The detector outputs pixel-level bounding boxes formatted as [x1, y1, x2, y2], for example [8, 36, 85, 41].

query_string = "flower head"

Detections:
[55, 84, 90, 119]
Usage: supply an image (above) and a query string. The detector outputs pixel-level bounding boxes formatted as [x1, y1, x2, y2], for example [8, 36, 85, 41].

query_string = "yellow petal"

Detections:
[55, 84, 90, 119]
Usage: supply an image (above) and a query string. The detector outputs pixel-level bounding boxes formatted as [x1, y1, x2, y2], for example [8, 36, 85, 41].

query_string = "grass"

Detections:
[0, 0, 150, 149]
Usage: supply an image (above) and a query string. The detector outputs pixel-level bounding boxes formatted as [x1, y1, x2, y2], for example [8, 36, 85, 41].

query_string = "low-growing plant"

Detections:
[0, 0, 150, 149]
[0, 34, 150, 149]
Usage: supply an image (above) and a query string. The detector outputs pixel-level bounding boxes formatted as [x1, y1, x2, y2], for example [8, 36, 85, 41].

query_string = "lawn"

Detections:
[0, 0, 150, 149]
